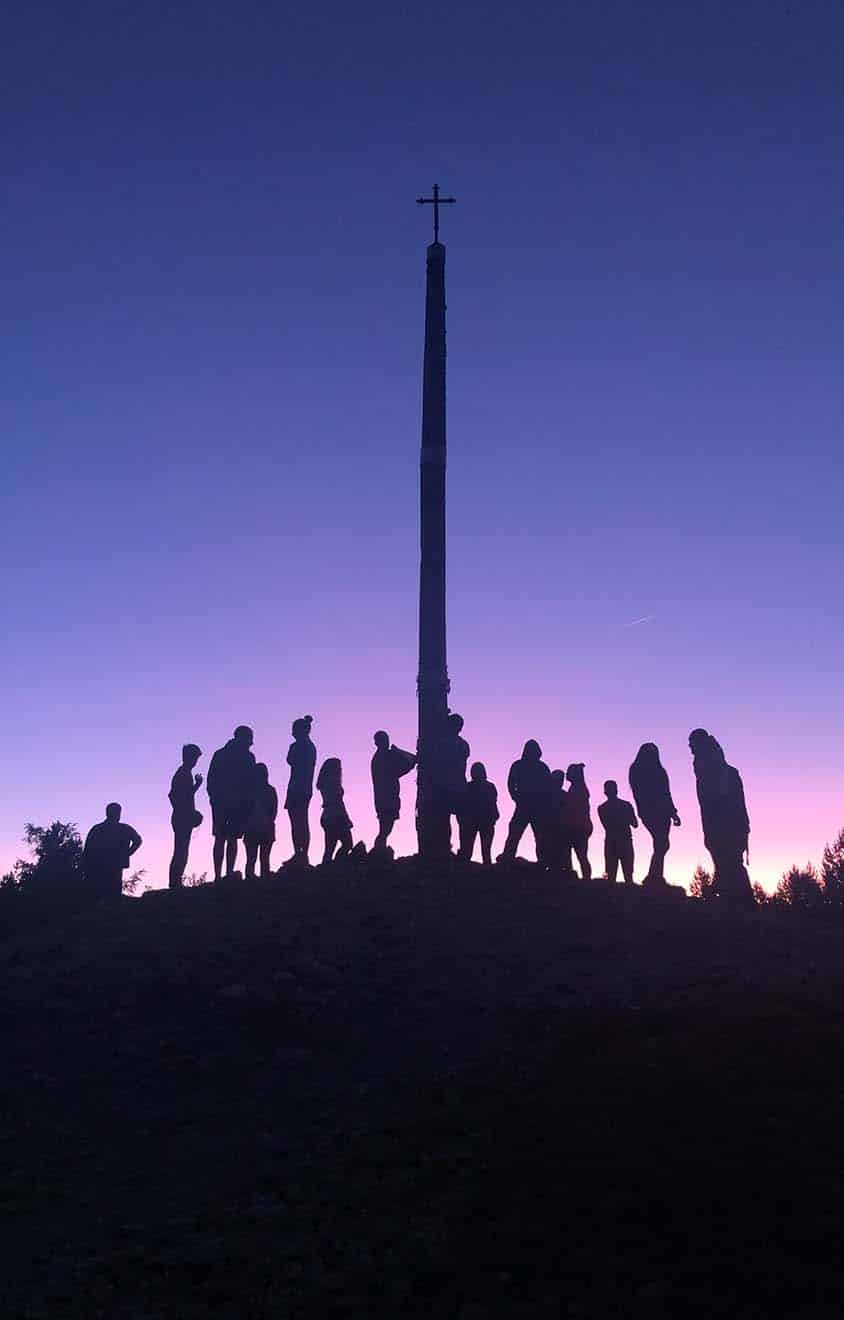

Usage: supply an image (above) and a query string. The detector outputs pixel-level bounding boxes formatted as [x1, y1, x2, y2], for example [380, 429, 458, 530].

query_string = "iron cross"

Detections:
[416, 183, 456, 244]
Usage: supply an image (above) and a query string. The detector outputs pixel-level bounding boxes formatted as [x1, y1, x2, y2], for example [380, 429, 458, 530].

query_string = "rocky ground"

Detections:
[3, 860, 844, 1318]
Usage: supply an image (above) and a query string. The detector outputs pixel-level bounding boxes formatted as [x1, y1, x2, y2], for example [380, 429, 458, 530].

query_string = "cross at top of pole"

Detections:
[416, 183, 456, 244]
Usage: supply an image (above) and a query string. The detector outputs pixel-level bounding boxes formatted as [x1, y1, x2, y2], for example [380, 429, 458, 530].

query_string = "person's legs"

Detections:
[480, 826, 494, 866]
[605, 839, 619, 883]
[647, 821, 670, 882]
[501, 806, 529, 859]
[289, 805, 311, 861]
[213, 836, 224, 881]
[573, 835, 591, 880]
[374, 813, 396, 852]
[169, 825, 191, 889]
[336, 826, 353, 860]
[458, 818, 476, 860]
[620, 839, 634, 885]
[711, 840, 753, 906]
[225, 836, 238, 876]
[322, 827, 336, 865]
[530, 813, 552, 868]
[244, 838, 258, 879]
[259, 841, 273, 878]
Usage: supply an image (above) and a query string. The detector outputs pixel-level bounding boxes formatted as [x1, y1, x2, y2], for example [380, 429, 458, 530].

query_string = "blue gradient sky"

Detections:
[4, 0, 843, 887]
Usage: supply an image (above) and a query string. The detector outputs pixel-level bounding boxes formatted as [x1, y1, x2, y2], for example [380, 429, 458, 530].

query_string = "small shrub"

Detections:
[689, 866, 715, 901]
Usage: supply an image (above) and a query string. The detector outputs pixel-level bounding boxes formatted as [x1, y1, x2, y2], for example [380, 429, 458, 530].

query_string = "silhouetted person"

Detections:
[689, 729, 753, 906]
[629, 743, 681, 888]
[207, 725, 256, 880]
[566, 763, 593, 880]
[245, 762, 278, 880]
[545, 769, 569, 871]
[83, 803, 142, 900]
[442, 712, 470, 848]
[168, 743, 203, 889]
[371, 730, 417, 853]
[285, 715, 316, 867]
[458, 762, 499, 865]
[598, 780, 638, 884]
[500, 740, 551, 863]
[317, 757, 353, 864]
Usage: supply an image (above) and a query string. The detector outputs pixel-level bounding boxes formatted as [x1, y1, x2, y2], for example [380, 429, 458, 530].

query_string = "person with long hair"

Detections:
[316, 757, 354, 864]
[565, 763, 593, 880]
[628, 743, 681, 887]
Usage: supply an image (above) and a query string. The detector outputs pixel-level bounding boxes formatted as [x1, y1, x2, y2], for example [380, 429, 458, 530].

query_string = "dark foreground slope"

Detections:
[3, 863, 844, 1319]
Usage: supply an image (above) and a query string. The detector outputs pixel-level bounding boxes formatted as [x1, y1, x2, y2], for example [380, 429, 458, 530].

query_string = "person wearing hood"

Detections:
[688, 729, 752, 906]
[499, 740, 552, 863]
[458, 761, 499, 865]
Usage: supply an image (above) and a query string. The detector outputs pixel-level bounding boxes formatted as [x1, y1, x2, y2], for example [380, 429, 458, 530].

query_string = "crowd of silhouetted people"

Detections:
[79, 714, 752, 906]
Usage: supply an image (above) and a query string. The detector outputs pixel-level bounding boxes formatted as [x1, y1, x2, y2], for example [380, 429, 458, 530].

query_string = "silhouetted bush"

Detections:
[14, 822, 84, 899]
[689, 866, 715, 900]
[773, 864, 823, 913]
[122, 869, 146, 895]
[821, 828, 844, 914]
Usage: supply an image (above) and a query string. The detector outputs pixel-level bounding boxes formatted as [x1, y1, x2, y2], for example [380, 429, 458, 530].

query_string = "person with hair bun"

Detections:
[285, 715, 316, 867]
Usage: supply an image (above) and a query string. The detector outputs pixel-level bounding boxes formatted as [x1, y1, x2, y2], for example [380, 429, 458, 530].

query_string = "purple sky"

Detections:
[4, 0, 843, 888]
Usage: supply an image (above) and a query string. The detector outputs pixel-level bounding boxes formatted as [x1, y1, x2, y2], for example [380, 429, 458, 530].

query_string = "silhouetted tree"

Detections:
[689, 865, 715, 901]
[773, 864, 823, 913]
[122, 869, 146, 895]
[751, 881, 771, 907]
[15, 822, 84, 898]
[821, 827, 844, 914]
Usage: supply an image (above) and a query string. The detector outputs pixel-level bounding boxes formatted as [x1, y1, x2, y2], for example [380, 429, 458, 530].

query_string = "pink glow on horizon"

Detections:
[3, 687, 841, 896]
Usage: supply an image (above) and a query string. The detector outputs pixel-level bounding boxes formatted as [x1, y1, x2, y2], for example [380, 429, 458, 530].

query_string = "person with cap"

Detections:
[207, 725, 257, 881]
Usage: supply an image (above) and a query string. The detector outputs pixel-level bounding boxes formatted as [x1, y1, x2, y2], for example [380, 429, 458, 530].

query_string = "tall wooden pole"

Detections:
[416, 237, 451, 857]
